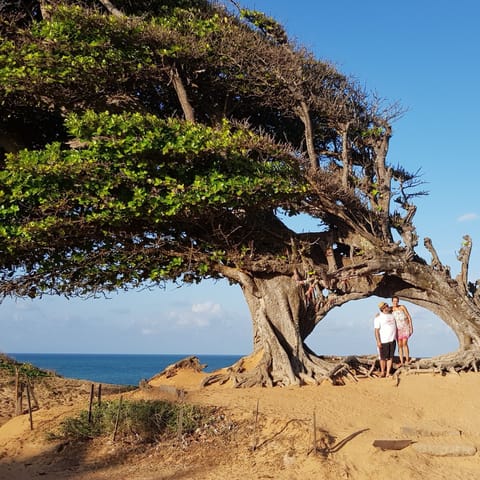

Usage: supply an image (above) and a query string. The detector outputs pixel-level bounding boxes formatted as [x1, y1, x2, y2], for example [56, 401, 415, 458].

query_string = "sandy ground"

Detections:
[1, 360, 480, 480]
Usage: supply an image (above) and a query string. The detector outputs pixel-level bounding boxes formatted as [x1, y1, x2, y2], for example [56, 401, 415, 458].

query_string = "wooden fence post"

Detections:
[27, 379, 39, 410]
[112, 395, 123, 442]
[88, 384, 94, 423]
[15, 368, 23, 416]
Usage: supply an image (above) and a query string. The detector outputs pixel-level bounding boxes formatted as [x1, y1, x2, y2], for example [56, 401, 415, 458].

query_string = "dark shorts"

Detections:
[379, 340, 396, 360]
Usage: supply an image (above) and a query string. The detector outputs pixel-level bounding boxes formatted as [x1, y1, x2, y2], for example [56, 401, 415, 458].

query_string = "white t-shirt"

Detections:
[374, 312, 397, 343]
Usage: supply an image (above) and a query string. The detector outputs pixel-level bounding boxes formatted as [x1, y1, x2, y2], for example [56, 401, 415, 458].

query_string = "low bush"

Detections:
[56, 399, 217, 443]
[0, 354, 51, 379]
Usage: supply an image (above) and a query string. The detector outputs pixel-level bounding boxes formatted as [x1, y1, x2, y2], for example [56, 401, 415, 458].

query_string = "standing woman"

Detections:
[392, 296, 413, 365]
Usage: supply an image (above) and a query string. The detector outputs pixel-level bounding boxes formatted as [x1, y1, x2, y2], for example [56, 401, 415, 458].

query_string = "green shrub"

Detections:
[56, 399, 216, 443]
[0, 354, 51, 379]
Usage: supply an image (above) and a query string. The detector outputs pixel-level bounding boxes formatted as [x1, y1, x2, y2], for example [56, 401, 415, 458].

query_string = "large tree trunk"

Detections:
[204, 272, 337, 387]
[244, 274, 323, 386]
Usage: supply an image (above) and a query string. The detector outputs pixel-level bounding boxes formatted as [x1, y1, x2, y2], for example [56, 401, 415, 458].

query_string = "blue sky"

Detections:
[2, 0, 479, 357]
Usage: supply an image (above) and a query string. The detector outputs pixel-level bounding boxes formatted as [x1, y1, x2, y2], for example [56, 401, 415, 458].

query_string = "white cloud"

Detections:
[192, 301, 221, 314]
[457, 213, 478, 222]
[175, 315, 210, 327]
[173, 301, 222, 327]
[138, 301, 223, 335]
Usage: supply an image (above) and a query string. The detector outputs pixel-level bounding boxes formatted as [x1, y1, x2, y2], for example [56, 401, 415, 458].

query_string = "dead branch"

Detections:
[456, 235, 471, 293]
[423, 237, 443, 270]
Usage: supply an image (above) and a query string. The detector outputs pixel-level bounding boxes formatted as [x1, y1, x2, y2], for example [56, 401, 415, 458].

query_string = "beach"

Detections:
[1, 358, 479, 479]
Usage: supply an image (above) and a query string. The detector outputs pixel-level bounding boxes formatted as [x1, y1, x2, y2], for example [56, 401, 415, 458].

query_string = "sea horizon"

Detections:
[7, 352, 244, 386]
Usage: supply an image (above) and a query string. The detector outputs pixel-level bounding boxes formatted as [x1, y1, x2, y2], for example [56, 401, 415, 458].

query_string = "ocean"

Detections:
[7, 353, 243, 386]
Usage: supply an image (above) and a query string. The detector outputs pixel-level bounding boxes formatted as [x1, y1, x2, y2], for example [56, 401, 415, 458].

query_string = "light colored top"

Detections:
[393, 309, 408, 328]
[393, 307, 412, 339]
[374, 312, 397, 343]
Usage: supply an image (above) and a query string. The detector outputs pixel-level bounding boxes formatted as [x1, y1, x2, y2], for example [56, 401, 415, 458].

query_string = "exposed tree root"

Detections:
[402, 349, 480, 375]
[319, 350, 480, 380]
[160, 350, 480, 389]
[202, 353, 283, 388]
[201, 353, 380, 388]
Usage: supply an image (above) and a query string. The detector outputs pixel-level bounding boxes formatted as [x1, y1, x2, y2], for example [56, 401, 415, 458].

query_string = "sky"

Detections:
[2, 0, 480, 358]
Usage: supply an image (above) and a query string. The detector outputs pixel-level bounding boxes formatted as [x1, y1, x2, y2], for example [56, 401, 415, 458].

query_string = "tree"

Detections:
[1, 0, 480, 386]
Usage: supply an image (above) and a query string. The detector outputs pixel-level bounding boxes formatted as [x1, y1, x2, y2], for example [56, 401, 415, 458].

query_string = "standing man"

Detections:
[374, 302, 397, 377]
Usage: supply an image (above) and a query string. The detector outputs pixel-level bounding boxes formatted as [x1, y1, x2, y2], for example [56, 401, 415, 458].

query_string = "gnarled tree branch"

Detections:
[97, 0, 124, 17]
[424, 237, 443, 270]
[169, 65, 196, 122]
[456, 235, 472, 293]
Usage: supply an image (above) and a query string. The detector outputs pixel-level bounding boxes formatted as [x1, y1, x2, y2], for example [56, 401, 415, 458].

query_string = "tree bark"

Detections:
[296, 101, 317, 170]
[97, 0, 124, 17]
[169, 66, 196, 123]
[204, 272, 338, 387]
